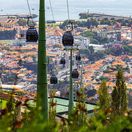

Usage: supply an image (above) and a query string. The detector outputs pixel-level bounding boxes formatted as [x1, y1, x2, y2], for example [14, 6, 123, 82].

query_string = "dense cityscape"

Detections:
[0, 0, 132, 131]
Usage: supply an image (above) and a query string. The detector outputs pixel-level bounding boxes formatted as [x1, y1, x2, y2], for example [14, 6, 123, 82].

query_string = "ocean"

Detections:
[1, 0, 132, 21]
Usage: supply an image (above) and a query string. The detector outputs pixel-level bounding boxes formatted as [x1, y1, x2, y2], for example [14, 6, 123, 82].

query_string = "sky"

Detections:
[1, 0, 131, 7]
[1, 0, 132, 20]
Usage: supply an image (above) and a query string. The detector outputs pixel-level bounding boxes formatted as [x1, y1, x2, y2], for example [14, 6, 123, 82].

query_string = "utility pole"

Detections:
[37, 0, 48, 121]
[69, 48, 73, 114]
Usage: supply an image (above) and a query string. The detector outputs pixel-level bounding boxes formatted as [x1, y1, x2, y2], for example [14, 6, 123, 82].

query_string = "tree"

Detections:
[111, 69, 128, 115]
[81, 31, 94, 38]
[89, 46, 94, 55]
[98, 81, 110, 111]
[99, 76, 109, 82]
[17, 19, 27, 26]
[123, 46, 132, 55]
[94, 51, 105, 60]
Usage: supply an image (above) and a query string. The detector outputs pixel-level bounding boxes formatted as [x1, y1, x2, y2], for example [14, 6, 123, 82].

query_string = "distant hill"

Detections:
[79, 13, 130, 20]
[0, 14, 38, 19]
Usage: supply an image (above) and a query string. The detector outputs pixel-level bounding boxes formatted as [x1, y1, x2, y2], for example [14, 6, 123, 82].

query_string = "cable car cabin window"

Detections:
[26, 27, 38, 42]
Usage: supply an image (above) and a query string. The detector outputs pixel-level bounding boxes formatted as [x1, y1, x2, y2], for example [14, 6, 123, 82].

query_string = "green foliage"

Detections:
[106, 116, 132, 132]
[88, 50, 106, 62]
[100, 19, 111, 25]
[111, 69, 128, 115]
[0, 100, 132, 132]
[106, 45, 132, 56]
[0, 113, 13, 132]
[69, 88, 88, 128]
[98, 81, 110, 111]
[90, 38, 99, 44]
[81, 31, 94, 38]
[89, 46, 94, 54]
[88, 111, 108, 131]
[123, 45, 132, 55]
[0, 69, 131, 131]
[59, 20, 69, 29]
[99, 76, 109, 82]
[60, 16, 131, 30]
[17, 19, 27, 26]
[49, 90, 57, 122]
[94, 51, 106, 60]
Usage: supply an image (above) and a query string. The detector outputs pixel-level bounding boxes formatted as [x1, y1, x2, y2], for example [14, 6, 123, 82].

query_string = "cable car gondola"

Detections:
[60, 58, 66, 65]
[62, 31, 74, 47]
[76, 54, 81, 61]
[26, 26, 38, 42]
[71, 69, 79, 79]
[50, 75, 58, 84]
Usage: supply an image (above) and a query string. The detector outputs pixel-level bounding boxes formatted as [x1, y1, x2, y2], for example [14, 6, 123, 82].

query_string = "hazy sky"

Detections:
[1, 0, 132, 20]
[1, 0, 131, 9]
